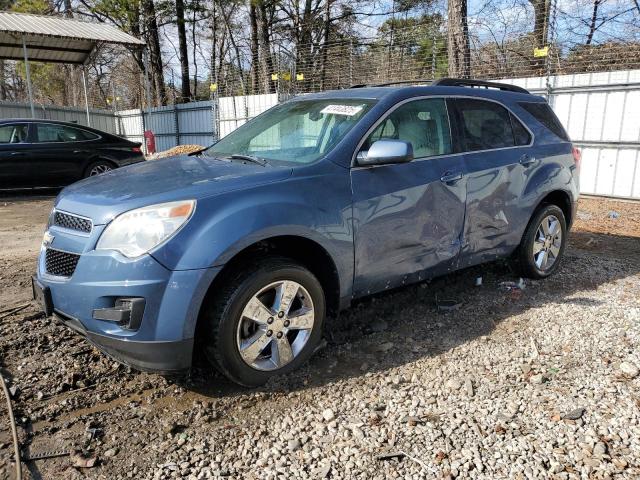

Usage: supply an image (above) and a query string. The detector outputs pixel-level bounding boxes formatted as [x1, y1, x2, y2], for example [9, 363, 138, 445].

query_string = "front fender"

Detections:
[150, 167, 354, 299]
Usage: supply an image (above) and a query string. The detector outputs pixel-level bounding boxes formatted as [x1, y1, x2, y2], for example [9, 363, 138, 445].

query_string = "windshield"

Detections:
[203, 99, 375, 165]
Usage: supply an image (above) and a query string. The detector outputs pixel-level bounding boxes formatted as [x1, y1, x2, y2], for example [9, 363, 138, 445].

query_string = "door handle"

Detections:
[10, 151, 25, 156]
[519, 154, 537, 167]
[440, 171, 463, 184]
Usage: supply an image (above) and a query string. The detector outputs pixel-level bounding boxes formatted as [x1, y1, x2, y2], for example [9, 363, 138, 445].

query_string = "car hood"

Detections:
[55, 155, 293, 225]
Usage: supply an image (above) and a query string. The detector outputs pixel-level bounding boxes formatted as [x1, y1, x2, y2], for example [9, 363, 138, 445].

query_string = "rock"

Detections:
[445, 378, 461, 390]
[529, 374, 544, 385]
[464, 379, 474, 397]
[71, 451, 97, 468]
[104, 448, 119, 458]
[322, 409, 335, 422]
[287, 439, 301, 451]
[619, 361, 639, 378]
[369, 319, 388, 332]
[561, 407, 586, 420]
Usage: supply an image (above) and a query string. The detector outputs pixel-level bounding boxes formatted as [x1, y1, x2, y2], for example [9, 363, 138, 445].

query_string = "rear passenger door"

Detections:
[449, 98, 533, 266]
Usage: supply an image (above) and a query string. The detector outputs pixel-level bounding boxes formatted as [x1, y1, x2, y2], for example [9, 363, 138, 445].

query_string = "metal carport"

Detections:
[0, 11, 145, 125]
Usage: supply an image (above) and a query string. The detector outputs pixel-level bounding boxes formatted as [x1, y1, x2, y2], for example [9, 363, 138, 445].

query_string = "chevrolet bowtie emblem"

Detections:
[43, 231, 54, 247]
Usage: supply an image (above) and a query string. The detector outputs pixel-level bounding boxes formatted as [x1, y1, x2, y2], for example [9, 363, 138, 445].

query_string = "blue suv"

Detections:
[33, 79, 580, 386]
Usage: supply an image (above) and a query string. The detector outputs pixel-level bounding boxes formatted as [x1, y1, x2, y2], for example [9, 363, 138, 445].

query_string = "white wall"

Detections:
[504, 70, 640, 199]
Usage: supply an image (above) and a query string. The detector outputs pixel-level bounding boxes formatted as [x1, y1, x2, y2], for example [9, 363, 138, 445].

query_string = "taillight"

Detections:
[132, 146, 142, 153]
[572, 146, 581, 170]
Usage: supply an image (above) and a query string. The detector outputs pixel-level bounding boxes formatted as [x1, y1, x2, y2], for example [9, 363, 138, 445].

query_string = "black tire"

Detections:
[84, 160, 115, 178]
[202, 257, 326, 387]
[516, 204, 567, 279]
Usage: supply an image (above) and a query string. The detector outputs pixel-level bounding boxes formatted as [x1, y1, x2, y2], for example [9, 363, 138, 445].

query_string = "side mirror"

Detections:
[357, 140, 414, 166]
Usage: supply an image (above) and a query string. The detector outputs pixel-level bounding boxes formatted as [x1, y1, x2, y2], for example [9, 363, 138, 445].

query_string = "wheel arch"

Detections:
[533, 189, 573, 227]
[193, 234, 342, 343]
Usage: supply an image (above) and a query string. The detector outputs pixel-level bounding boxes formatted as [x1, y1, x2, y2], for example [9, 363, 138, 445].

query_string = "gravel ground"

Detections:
[0, 195, 639, 480]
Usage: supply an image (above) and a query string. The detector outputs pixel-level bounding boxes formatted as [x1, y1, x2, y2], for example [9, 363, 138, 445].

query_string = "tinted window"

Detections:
[0, 124, 28, 144]
[518, 102, 569, 141]
[455, 99, 516, 151]
[510, 113, 531, 146]
[35, 124, 99, 143]
[363, 98, 452, 158]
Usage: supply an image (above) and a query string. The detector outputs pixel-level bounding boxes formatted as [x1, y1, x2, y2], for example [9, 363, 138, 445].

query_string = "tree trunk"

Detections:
[176, 0, 191, 102]
[529, 0, 550, 49]
[0, 60, 5, 101]
[249, 1, 259, 93]
[142, 0, 167, 106]
[586, 0, 601, 46]
[320, 0, 331, 90]
[221, 5, 247, 95]
[192, 0, 199, 98]
[256, 1, 274, 93]
[296, 0, 313, 88]
[447, 0, 470, 78]
[529, 0, 550, 74]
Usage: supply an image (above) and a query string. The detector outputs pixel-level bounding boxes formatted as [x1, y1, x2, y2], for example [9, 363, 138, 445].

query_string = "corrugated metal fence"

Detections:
[0, 100, 118, 134]
[115, 94, 281, 152]
[505, 70, 640, 199]
[1, 73, 639, 199]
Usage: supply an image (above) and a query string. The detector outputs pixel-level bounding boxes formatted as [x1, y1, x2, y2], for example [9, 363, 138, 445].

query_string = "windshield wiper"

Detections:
[226, 154, 268, 166]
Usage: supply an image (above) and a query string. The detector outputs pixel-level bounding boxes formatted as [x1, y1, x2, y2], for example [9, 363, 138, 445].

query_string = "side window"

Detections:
[0, 124, 28, 144]
[455, 99, 516, 151]
[518, 102, 569, 141]
[510, 113, 531, 146]
[35, 124, 98, 143]
[362, 98, 452, 158]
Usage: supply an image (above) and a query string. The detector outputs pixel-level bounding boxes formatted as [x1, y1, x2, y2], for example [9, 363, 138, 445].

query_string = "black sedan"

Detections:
[0, 119, 144, 189]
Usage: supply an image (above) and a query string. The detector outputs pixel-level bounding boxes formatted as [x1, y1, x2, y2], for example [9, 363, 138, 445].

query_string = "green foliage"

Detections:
[15, 62, 67, 103]
[11, 0, 49, 14]
[91, 0, 142, 32]
[377, 14, 448, 78]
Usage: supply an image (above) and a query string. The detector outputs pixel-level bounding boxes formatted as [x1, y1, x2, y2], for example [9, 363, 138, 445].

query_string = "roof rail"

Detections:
[349, 79, 434, 88]
[431, 78, 530, 94]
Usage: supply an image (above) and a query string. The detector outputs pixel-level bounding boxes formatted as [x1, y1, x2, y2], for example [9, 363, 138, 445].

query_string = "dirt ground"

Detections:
[0, 195, 638, 479]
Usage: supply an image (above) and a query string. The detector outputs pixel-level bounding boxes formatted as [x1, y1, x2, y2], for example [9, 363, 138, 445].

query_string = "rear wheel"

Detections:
[516, 204, 567, 279]
[202, 257, 325, 387]
[84, 160, 114, 178]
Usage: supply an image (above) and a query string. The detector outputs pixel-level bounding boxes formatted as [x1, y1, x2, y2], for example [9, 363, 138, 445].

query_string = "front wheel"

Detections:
[203, 257, 325, 387]
[516, 204, 567, 279]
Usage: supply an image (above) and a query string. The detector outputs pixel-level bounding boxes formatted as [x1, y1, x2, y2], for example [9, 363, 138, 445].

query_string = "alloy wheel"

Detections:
[89, 164, 112, 176]
[532, 214, 562, 271]
[236, 280, 315, 371]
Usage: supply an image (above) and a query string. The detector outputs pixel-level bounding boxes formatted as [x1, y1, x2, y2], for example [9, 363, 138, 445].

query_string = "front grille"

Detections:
[45, 248, 81, 277]
[53, 211, 92, 234]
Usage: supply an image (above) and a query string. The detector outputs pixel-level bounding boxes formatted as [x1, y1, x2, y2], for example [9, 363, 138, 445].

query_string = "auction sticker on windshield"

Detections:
[321, 104, 364, 116]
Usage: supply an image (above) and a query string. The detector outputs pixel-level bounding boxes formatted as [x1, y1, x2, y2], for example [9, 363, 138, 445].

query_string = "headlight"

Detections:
[96, 200, 196, 258]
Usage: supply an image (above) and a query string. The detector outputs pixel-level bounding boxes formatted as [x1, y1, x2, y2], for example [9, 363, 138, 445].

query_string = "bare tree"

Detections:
[249, 1, 260, 93]
[176, 0, 191, 101]
[448, 0, 470, 77]
[142, 0, 167, 105]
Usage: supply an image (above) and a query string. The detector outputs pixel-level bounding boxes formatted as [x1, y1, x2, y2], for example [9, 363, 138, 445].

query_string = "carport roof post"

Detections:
[0, 11, 145, 120]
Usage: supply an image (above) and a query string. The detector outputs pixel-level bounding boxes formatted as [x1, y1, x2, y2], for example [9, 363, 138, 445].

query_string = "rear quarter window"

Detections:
[518, 102, 569, 141]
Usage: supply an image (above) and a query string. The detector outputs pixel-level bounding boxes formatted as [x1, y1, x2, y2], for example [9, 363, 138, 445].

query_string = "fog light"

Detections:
[93, 298, 145, 330]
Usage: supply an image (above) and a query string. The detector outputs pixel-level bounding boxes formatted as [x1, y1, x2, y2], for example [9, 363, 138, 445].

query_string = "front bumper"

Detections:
[53, 309, 193, 373]
[36, 235, 221, 372]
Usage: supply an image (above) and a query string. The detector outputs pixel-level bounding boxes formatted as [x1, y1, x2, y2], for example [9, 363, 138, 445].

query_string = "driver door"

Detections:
[0, 122, 31, 189]
[350, 97, 467, 297]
